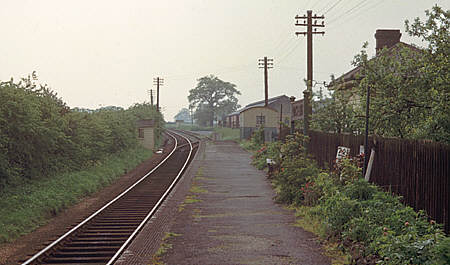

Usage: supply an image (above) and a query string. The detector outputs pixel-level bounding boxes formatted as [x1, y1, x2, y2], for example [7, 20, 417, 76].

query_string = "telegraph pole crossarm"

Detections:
[258, 57, 274, 107]
[153, 77, 164, 112]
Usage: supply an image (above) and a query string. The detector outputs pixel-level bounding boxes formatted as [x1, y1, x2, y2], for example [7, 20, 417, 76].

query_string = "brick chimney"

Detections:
[375, 29, 402, 55]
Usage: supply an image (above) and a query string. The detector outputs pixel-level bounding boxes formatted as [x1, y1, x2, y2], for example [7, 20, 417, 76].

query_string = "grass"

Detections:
[178, 195, 202, 212]
[150, 232, 182, 265]
[189, 185, 207, 194]
[0, 146, 152, 244]
[292, 206, 351, 265]
[214, 127, 240, 141]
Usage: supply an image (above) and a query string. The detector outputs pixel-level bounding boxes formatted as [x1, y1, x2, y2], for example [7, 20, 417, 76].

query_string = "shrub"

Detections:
[433, 236, 450, 264]
[245, 132, 448, 264]
[0, 77, 163, 189]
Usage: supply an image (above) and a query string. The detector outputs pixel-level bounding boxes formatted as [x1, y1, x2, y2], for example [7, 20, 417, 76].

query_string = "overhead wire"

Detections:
[277, 43, 301, 65]
[322, 0, 344, 15]
[327, 0, 370, 25]
[327, 0, 387, 29]
[317, 0, 337, 14]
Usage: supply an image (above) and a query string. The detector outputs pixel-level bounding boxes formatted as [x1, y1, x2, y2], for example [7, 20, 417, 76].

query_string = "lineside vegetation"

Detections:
[0, 74, 163, 189]
[0, 74, 163, 243]
[242, 132, 449, 264]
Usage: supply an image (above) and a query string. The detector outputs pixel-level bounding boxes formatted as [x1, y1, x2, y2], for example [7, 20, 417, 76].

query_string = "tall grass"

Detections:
[0, 146, 152, 244]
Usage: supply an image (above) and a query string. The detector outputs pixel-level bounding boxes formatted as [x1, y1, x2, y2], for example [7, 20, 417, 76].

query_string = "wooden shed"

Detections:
[137, 119, 155, 150]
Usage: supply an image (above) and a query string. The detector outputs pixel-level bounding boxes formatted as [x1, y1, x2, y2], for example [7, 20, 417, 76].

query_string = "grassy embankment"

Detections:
[0, 146, 152, 244]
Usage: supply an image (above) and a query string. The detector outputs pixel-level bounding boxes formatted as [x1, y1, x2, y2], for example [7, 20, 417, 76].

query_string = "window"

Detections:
[138, 128, 145, 138]
[256, 115, 265, 126]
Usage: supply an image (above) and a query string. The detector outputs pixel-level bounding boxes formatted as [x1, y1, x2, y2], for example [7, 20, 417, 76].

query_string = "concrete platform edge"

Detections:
[115, 138, 206, 264]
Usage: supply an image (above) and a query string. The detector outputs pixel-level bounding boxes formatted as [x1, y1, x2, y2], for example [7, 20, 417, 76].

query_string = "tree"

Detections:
[193, 104, 213, 127]
[188, 75, 240, 127]
[311, 85, 360, 134]
[174, 108, 191, 123]
[352, 5, 449, 143]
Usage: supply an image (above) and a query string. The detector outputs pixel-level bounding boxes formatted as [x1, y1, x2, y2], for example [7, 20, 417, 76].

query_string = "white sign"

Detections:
[359, 145, 365, 155]
[336, 146, 350, 162]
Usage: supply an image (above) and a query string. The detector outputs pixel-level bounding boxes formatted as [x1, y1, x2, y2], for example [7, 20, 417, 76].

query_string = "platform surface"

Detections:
[117, 140, 330, 265]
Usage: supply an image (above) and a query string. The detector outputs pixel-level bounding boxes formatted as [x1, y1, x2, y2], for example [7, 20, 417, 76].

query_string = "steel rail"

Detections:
[106, 129, 193, 264]
[22, 131, 181, 265]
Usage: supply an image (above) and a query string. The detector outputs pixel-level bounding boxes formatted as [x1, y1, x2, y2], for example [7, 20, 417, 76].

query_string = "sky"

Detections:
[1, 0, 448, 121]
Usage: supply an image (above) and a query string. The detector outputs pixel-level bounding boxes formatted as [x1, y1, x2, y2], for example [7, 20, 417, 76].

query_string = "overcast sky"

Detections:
[1, 0, 448, 121]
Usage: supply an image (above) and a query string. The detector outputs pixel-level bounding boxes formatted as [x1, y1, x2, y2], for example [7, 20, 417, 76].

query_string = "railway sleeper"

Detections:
[42, 256, 110, 263]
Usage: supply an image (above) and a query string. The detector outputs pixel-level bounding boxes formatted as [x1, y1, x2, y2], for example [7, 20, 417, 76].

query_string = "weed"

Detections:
[189, 185, 207, 194]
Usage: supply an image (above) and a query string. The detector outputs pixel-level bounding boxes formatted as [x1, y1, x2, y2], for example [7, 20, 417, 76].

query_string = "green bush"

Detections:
[433, 236, 450, 264]
[0, 77, 163, 189]
[244, 131, 449, 264]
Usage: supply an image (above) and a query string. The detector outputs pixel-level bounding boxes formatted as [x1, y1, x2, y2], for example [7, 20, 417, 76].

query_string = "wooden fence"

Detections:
[308, 130, 450, 233]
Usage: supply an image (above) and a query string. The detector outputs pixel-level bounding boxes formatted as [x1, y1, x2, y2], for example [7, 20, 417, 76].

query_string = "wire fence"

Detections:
[308, 130, 449, 233]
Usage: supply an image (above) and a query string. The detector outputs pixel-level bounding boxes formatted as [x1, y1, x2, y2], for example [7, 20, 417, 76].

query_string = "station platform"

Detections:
[117, 140, 330, 265]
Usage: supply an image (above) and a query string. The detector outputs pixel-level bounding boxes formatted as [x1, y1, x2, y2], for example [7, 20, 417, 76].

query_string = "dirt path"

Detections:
[0, 138, 173, 265]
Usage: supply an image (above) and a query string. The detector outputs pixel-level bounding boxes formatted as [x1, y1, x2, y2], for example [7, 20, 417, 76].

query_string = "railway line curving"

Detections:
[22, 130, 199, 265]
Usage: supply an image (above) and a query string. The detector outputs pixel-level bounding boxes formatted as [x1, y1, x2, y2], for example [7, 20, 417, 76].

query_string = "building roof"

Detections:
[226, 111, 240, 117]
[136, 119, 155, 128]
[245, 95, 290, 108]
[331, 42, 420, 89]
[225, 95, 291, 118]
[241, 105, 278, 112]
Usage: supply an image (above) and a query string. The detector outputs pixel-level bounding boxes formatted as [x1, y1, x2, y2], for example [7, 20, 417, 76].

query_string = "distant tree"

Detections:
[194, 104, 213, 127]
[188, 75, 240, 127]
[174, 108, 191, 123]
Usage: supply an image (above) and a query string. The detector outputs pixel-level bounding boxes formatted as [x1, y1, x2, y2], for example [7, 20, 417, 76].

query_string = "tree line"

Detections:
[0, 74, 162, 189]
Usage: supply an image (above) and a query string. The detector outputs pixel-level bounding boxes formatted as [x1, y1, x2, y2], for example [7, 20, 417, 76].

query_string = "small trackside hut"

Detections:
[137, 119, 155, 150]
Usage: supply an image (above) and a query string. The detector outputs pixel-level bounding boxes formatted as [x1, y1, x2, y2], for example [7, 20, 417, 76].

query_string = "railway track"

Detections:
[22, 130, 199, 265]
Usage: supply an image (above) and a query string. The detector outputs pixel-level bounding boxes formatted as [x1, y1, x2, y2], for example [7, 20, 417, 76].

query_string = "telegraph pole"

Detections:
[258, 57, 273, 106]
[149, 89, 154, 107]
[295, 10, 324, 135]
[153, 77, 164, 112]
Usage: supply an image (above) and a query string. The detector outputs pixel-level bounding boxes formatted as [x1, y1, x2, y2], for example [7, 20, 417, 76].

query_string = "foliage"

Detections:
[0, 146, 152, 243]
[311, 86, 360, 134]
[352, 5, 449, 143]
[312, 5, 449, 144]
[244, 132, 448, 264]
[0, 75, 163, 189]
[188, 75, 240, 127]
[192, 104, 214, 127]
